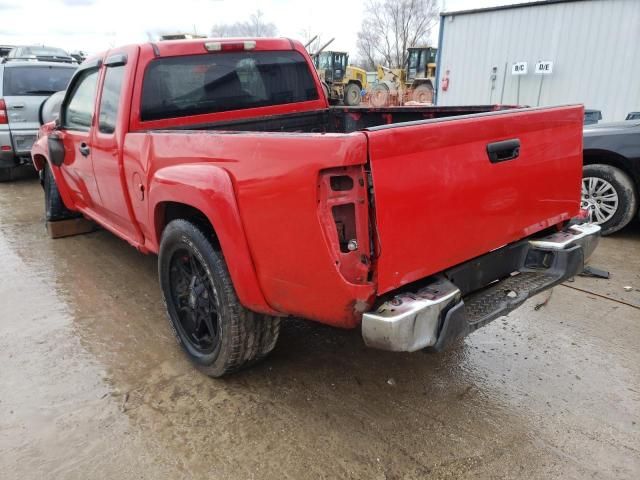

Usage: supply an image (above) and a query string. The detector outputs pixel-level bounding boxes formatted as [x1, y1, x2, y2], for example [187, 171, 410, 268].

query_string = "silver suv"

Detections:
[0, 60, 76, 180]
[5, 45, 77, 64]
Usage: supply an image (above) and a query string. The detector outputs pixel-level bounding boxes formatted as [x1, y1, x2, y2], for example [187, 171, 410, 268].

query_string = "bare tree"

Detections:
[211, 10, 278, 37]
[356, 0, 439, 70]
[298, 27, 325, 55]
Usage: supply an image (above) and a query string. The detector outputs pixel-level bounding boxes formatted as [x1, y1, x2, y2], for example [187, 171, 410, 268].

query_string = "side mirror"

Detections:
[39, 91, 66, 126]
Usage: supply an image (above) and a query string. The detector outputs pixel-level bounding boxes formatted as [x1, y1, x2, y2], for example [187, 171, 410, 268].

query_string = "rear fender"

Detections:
[149, 163, 278, 315]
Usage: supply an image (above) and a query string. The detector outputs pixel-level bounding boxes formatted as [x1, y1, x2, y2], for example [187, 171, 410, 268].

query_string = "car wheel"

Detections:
[370, 83, 390, 108]
[344, 83, 361, 106]
[43, 163, 77, 221]
[411, 84, 434, 104]
[158, 219, 281, 377]
[582, 164, 637, 235]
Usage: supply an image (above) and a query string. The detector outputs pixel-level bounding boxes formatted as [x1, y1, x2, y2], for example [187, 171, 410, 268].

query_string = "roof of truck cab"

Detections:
[81, 38, 302, 67]
[151, 37, 300, 57]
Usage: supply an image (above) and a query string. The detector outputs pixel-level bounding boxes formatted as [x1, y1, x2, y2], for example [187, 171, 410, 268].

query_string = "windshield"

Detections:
[334, 53, 347, 71]
[3, 65, 75, 96]
[407, 50, 426, 79]
[140, 50, 319, 122]
[316, 52, 332, 70]
[22, 47, 69, 57]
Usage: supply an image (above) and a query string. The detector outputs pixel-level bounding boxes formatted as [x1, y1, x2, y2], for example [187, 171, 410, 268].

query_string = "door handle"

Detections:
[486, 139, 520, 163]
[79, 142, 91, 157]
[10, 104, 24, 109]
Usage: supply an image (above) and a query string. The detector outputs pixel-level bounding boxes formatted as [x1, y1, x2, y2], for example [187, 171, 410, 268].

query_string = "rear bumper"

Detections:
[362, 223, 600, 352]
[0, 129, 37, 168]
[0, 130, 15, 167]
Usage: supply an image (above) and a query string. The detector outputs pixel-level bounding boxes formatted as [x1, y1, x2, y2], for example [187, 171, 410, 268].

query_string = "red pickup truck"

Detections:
[32, 38, 600, 377]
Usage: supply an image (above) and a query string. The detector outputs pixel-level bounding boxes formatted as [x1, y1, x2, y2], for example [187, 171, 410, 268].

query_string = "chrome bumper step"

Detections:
[362, 223, 601, 352]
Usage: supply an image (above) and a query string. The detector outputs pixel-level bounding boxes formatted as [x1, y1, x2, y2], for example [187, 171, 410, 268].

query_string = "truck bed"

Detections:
[129, 104, 584, 326]
[159, 105, 515, 134]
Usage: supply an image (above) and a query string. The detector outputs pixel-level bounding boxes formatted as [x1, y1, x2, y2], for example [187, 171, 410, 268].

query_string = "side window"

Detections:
[98, 66, 125, 134]
[63, 69, 99, 131]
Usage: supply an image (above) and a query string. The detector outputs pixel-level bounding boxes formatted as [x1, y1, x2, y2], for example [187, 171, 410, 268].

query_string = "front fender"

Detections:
[31, 130, 77, 212]
[148, 163, 278, 316]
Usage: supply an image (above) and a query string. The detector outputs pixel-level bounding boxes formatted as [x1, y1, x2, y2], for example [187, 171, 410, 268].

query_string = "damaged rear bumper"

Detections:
[362, 223, 600, 352]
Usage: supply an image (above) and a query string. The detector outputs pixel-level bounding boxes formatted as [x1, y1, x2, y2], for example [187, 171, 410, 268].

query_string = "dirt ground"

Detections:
[1, 174, 639, 480]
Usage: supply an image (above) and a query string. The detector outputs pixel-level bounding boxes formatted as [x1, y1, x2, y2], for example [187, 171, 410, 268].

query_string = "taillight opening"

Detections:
[318, 166, 371, 284]
[330, 175, 354, 191]
[332, 203, 356, 253]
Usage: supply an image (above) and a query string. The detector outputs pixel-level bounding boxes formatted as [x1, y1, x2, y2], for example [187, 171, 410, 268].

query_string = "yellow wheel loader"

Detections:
[314, 50, 368, 106]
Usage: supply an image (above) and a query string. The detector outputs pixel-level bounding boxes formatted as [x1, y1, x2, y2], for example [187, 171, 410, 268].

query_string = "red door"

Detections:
[58, 67, 101, 210]
[90, 46, 143, 244]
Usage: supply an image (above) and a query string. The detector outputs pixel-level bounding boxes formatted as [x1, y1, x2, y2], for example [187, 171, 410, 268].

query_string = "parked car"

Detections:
[32, 38, 599, 377]
[0, 61, 76, 180]
[0, 45, 14, 59]
[582, 120, 640, 234]
[69, 51, 88, 64]
[584, 109, 602, 125]
[4, 45, 76, 64]
[625, 112, 640, 121]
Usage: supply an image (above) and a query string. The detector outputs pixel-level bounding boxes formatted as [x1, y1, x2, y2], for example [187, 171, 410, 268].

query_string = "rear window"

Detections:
[140, 50, 319, 121]
[2, 66, 75, 96]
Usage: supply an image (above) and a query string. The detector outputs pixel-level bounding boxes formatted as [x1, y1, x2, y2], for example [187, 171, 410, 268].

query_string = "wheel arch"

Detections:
[150, 164, 278, 315]
[347, 79, 362, 89]
[32, 153, 46, 171]
[583, 149, 638, 194]
[411, 78, 434, 90]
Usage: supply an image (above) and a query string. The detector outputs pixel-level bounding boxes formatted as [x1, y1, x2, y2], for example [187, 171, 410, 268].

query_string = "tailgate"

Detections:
[366, 105, 584, 294]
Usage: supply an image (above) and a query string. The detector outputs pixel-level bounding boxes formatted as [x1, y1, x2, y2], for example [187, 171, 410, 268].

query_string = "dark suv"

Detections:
[0, 61, 76, 180]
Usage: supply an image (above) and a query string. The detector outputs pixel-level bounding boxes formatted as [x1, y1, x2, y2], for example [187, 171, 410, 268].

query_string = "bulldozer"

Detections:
[369, 46, 437, 107]
[310, 38, 368, 106]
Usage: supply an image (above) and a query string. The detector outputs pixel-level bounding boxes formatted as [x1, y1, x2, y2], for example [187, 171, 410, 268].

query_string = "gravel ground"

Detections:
[1, 175, 638, 479]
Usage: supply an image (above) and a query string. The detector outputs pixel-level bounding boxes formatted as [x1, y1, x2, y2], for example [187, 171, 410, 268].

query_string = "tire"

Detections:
[582, 164, 638, 235]
[411, 84, 434, 104]
[43, 163, 76, 221]
[344, 83, 361, 106]
[320, 81, 330, 102]
[158, 219, 281, 377]
[0, 167, 13, 182]
[370, 83, 390, 108]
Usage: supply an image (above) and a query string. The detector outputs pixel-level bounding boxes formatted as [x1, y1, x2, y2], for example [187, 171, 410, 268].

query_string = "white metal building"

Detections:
[435, 0, 640, 121]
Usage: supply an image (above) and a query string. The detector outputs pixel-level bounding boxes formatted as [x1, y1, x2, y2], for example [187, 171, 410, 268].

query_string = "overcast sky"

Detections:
[0, 0, 535, 54]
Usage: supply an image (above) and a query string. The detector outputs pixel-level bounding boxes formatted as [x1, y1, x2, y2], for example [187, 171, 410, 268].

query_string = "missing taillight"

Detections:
[318, 166, 372, 284]
[332, 203, 356, 252]
[330, 175, 354, 191]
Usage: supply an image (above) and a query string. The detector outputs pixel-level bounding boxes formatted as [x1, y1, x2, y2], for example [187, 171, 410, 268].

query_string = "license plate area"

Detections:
[13, 134, 37, 152]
